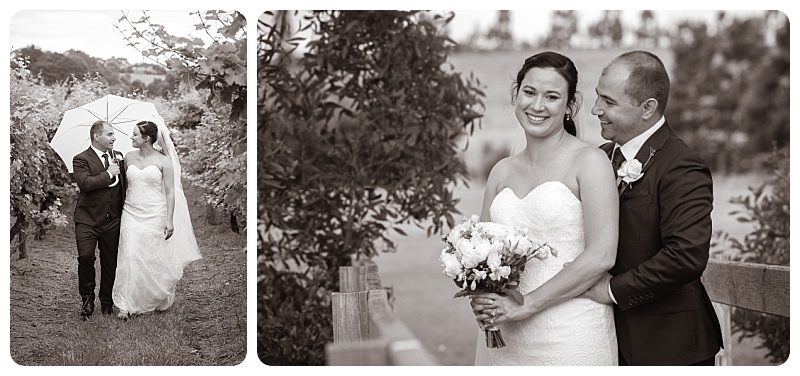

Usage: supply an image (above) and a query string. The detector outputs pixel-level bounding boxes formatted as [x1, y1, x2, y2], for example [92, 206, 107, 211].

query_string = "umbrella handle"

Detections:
[108, 150, 120, 187]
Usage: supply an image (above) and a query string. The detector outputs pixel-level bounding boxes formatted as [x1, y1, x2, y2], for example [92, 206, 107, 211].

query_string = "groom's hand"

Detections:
[579, 273, 614, 305]
[107, 162, 121, 177]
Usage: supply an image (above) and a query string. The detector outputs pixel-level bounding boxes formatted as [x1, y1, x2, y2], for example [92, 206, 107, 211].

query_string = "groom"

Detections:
[583, 51, 723, 365]
[72, 120, 126, 318]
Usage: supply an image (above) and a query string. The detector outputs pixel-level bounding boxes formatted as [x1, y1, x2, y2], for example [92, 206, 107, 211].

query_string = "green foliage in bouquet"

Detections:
[722, 147, 789, 364]
[258, 10, 485, 364]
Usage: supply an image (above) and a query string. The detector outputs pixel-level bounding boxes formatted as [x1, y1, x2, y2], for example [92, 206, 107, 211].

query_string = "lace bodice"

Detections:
[126, 165, 165, 205]
[489, 182, 584, 295]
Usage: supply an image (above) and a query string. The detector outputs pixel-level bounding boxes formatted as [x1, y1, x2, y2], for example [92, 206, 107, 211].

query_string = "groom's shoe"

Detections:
[80, 299, 94, 318]
[101, 305, 113, 316]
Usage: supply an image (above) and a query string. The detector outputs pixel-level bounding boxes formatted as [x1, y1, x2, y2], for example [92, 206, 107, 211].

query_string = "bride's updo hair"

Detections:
[136, 121, 159, 144]
[511, 51, 581, 136]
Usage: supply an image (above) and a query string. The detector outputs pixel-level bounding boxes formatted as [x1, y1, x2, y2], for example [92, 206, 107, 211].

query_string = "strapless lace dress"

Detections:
[112, 165, 186, 316]
[474, 182, 617, 366]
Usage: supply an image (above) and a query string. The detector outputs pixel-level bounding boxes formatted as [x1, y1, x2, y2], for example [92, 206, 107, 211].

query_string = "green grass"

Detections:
[9, 183, 246, 366]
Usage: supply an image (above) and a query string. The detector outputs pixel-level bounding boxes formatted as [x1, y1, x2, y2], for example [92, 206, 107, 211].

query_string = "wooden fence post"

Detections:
[331, 291, 370, 342]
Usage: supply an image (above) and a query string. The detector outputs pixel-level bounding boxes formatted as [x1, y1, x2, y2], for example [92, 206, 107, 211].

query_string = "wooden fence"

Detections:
[327, 258, 789, 366]
[702, 259, 790, 366]
[326, 260, 439, 365]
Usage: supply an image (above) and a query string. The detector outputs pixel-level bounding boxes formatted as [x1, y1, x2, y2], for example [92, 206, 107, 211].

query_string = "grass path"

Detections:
[9, 184, 246, 366]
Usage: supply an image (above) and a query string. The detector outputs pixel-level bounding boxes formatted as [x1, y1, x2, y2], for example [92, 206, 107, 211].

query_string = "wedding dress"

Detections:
[474, 181, 617, 366]
[112, 127, 201, 316]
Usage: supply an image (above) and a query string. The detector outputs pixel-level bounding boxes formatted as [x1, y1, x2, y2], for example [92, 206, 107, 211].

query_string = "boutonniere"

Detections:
[618, 146, 656, 194]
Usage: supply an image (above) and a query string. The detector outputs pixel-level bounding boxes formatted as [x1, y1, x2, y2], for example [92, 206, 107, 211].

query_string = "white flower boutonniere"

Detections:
[617, 158, 644, 183]
[618, 146, 656, 193]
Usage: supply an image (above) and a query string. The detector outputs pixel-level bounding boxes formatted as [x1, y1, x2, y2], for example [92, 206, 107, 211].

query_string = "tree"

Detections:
[588, 10, 623, 48]
[635, 10, 661, 48]
[116, 10, 247, 232]
[9, 61, 110, 258]
[542, 11, 578, 48]
[258, 10, 484, 365]
[485, 10, 513, 50]
[667, 12, 785, 173]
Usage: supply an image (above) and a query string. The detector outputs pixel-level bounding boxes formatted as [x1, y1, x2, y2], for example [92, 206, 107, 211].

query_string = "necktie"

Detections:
[611, 147, 625, 177]
[102, 153, 110, 168]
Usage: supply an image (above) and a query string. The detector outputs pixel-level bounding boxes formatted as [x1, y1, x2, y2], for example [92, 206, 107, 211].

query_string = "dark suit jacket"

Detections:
[601, 122, 722, 365]
[72, 147, 126, 226]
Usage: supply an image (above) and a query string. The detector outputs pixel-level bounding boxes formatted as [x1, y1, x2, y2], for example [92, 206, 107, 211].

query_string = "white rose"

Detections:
[472, 238, 492, 262]
[618, 158, 644, 183]
[458, 238, 484, 269]
[446, 222, 468, 245]
[439, 249, 463, 279]
[455, 237, 473, 259]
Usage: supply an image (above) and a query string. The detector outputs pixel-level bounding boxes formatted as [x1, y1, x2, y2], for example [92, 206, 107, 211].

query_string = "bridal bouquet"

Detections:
[439, 215, 556, 348]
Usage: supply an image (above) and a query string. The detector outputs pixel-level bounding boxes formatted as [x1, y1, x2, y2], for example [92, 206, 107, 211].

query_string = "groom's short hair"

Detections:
[90, 120, 110, 140]
[606, 51, 670, 115]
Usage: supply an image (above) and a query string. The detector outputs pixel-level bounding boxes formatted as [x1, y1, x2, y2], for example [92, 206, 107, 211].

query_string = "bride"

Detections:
[112, 120, 202, 319]
[470, 51, 619, 365]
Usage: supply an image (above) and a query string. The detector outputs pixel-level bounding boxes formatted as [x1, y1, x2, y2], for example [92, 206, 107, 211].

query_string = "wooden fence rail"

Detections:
[702, 259, 789, 366]
[327, 258, 789, 366]
[326, 261, 439, 365]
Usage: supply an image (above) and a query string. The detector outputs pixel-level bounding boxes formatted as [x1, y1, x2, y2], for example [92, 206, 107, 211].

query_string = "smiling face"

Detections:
[513, 67, 569, 138]
[591, 64, 646, 145]
[130, 125, 147, 149]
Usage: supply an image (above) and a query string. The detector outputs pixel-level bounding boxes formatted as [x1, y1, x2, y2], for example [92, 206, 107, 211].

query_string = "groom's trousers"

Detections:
[75, 216, 120, 308]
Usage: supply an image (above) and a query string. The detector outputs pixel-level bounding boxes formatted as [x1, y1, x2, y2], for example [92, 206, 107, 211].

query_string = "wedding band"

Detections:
[488, 319, 494, 324]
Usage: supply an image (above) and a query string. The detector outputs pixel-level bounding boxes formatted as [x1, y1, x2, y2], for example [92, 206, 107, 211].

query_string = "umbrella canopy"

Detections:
[49, 94, 167, 173]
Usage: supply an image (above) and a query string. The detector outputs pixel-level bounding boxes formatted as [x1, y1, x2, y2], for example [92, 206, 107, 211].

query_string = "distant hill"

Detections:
[124, 72, 166, 85]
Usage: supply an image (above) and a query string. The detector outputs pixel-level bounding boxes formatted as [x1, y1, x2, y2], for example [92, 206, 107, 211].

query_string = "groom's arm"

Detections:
[609, 144, 714, 311]
[73, 154, 115, 192]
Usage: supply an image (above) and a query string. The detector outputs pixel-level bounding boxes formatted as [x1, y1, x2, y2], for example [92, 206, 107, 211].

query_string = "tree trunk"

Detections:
[206, 204, 220, 225]
[17, 229, 28, 259]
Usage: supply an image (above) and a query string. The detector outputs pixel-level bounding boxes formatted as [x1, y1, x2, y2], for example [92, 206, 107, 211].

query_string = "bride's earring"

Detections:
[565, 113, 571, 121]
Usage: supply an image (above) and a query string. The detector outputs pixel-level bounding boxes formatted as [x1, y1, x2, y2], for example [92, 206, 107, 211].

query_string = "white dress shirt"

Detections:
[90, 145, 115, 180]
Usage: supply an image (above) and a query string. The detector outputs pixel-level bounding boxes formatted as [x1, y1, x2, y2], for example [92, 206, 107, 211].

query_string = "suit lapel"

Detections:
[82, 147, 106, 172]
[601, 122, 675, 196]
[635, 121, 674, 177]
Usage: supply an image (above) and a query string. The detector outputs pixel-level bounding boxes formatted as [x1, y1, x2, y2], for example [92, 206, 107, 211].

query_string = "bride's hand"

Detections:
[164, 222, 174, 240]
[470, 293, 525, 330]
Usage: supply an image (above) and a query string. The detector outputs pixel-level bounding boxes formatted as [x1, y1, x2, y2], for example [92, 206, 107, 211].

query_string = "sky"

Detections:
[10, 10, 770, 64]
[10, 10, 212, 63]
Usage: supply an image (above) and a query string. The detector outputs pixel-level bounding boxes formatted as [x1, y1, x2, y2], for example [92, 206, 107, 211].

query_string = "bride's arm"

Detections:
[478, 158, 508, 222]
[162, 157, 176, 239]
[501, 147, 618, 322]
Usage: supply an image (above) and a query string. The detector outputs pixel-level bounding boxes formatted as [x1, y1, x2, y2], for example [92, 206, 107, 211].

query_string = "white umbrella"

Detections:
[49, 94, 166, 173]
